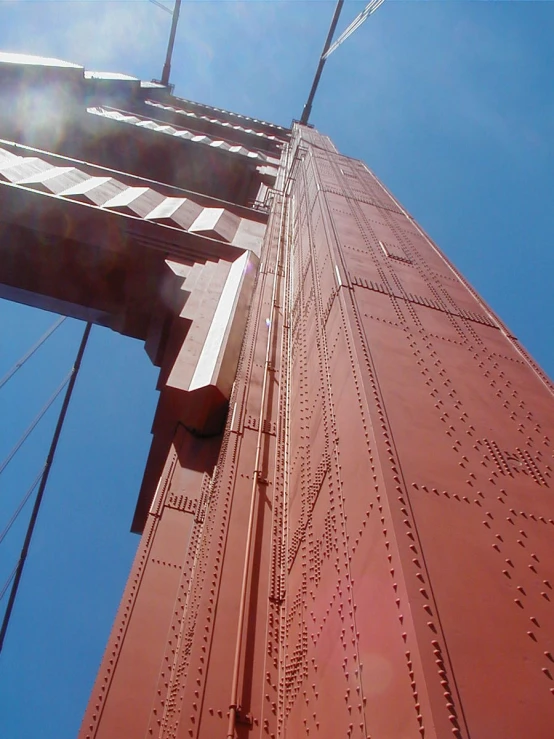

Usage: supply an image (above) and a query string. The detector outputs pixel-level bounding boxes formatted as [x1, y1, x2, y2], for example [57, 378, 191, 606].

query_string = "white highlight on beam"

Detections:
[189, 251, 250, 392]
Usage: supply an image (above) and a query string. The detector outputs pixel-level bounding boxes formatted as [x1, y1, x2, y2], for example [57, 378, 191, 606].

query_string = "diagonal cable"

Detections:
[148, 0, 173, 15]
[0, 316, 66, 391]
[322, 0, 386, 60]
[0, 373, 72, 479]
[0, 323, 92, 652]
[0, 468, 45, 547]
[300, 0, 345, 125]
[0, 563, 18, 603]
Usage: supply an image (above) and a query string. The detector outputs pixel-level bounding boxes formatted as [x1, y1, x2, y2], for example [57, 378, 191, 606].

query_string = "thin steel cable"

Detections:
[0, 563, 18, 603]
[161, 0, 182, 86]
[0, 323, 92, 653]
[0, 373, 72, 479]
[0, 468, 45, 547]
[299, 0, 344, 125]
[149, 0, 172, 14]
[322, 0, 386, 60]
[0, 316, 66, 391]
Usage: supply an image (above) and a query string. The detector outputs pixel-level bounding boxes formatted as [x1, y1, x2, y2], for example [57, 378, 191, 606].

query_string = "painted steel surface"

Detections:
[281, 126, 554, 738]
[81, 124, 554, 738]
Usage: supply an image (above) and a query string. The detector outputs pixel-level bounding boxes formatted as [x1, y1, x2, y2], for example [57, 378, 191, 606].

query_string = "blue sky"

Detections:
[0, 2, 553, 737]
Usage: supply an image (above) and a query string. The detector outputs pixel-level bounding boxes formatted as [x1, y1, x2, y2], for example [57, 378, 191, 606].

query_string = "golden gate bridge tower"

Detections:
[0, 35, 553, 739]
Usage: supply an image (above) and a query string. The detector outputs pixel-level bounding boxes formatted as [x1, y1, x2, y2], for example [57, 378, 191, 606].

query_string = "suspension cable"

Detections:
[161, 0, 182, 87]
[0, 468, 45, 547]
[0, 564, 18, 603]
[299, 0, 344, 125]
[0, 316, 66, 392]
[149, 0, 172, 15]
[0, 373, 72, 479]
[322, 0, 386, 60]
[0, 322, 92, 654]
[299, 0, 386, 124]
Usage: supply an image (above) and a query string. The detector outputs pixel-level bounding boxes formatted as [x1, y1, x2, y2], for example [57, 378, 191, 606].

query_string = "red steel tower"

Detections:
[1, 52, 553, 739]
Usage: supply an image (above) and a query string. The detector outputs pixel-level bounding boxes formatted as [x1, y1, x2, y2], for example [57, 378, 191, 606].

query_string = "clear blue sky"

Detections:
[0, 2, 553, 737]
